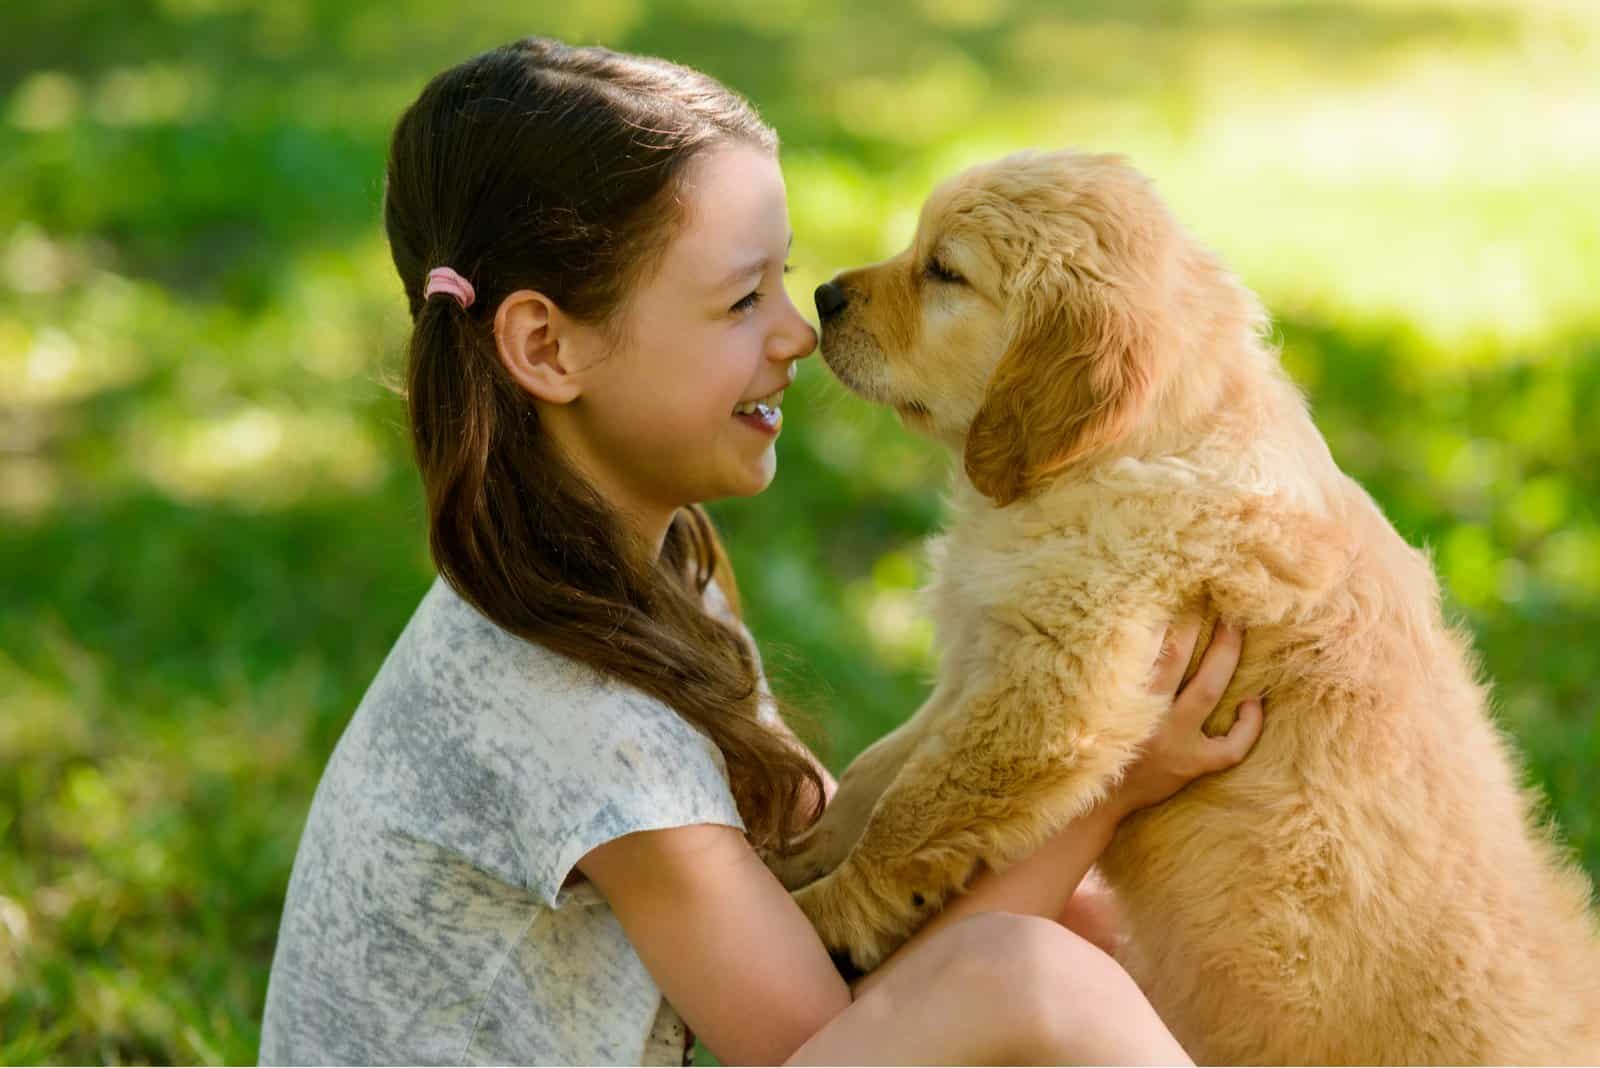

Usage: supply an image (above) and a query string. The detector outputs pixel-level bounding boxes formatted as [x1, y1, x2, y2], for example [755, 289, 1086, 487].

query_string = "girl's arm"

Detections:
[578, 618, 1259, 1064]
[579, 821, 849, 1066]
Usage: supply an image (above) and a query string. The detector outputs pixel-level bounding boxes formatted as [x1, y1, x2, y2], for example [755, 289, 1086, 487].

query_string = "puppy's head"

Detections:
[816, 149, 1212, 505]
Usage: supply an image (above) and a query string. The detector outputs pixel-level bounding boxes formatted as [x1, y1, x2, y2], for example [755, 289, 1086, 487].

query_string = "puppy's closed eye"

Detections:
[925, 257, 965, 285]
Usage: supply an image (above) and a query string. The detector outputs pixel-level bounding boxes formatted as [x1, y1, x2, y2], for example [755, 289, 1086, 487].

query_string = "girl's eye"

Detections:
[926, 257, 964, 285]
[731, 265, 794, 316]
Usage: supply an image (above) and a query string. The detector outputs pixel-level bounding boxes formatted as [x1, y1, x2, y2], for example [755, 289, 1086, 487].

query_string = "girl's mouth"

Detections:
[733, 388, 784, 434]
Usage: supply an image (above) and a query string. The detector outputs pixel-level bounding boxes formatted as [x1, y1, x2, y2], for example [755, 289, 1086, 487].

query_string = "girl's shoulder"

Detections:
[396, 575, 712, 745]
[410, 572, 743, 685]
[331, 575, 747, 903]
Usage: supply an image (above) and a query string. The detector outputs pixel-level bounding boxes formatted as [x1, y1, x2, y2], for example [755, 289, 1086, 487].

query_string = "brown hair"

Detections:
[382, 38, 822, 853]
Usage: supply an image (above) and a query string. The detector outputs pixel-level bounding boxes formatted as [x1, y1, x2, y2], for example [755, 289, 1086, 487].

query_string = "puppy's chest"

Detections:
[924, 525, 1122, 647]
[928, 474, 1277, 639]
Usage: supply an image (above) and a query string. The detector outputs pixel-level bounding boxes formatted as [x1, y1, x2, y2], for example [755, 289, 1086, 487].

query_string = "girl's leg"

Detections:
[783, 912, 1191, 1066]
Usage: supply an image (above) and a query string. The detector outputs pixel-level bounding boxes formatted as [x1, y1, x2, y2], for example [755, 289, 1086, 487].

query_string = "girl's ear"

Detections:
[494, 289, 583, 404]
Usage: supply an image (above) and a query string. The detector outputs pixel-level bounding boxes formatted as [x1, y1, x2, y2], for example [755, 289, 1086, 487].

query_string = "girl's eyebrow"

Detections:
[714, 232, 794, 289]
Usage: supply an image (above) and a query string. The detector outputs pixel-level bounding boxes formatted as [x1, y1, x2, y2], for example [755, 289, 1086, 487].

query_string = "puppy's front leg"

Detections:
[793, 644, 1165, 971]
[771, 686, 956, 890]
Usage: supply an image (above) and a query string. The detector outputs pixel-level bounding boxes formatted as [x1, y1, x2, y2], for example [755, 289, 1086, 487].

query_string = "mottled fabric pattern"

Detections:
[258, 575, 757, 1065]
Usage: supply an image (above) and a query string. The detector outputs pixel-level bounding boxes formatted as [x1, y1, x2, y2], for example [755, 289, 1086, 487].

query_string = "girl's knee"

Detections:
[944, 912, 1153, 1062]
[950, 910, 1120, 986]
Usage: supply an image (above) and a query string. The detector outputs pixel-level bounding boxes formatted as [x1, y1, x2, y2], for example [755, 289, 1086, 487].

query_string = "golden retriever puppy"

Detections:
[777, 149, 1600, 1064]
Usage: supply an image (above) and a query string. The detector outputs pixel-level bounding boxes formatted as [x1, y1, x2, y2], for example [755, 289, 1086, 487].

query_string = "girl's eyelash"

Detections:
[731, 264, 795, 315]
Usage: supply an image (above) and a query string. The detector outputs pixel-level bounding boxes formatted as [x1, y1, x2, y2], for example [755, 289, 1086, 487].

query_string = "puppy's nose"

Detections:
[814, 281, 849, 320]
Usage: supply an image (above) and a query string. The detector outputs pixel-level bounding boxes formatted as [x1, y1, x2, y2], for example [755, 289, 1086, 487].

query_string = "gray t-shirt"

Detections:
[258, 575, 761, 1065]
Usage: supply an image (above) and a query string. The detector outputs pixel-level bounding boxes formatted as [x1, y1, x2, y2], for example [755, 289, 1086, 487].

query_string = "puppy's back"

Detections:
[1100, 473, 1600, 1063]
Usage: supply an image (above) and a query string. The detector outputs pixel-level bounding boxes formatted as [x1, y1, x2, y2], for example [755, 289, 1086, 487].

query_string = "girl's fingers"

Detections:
[1205, 696, 1265, 770]
[1172, 621, 1244, 728]
[1149, 616, 1204, 697]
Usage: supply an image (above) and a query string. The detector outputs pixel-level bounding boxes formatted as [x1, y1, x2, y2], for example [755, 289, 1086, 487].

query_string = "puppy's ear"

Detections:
[964, 263, 1157, 505]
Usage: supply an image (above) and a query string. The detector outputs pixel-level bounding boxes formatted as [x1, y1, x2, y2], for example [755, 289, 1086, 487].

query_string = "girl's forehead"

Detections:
[667, 145, 790, 286]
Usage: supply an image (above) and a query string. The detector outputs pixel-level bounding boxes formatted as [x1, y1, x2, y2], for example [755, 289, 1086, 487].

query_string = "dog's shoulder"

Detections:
[935, 444, 1356, 630]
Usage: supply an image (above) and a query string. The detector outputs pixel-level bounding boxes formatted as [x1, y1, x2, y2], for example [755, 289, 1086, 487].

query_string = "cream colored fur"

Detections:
[776, 149, 1600, 1064]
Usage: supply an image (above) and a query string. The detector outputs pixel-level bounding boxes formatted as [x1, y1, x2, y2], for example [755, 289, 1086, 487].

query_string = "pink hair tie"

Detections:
[424, 266, 475, 310]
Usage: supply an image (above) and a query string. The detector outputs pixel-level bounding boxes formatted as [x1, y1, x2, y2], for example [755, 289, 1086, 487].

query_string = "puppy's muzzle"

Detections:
[814, 280, 850, 321]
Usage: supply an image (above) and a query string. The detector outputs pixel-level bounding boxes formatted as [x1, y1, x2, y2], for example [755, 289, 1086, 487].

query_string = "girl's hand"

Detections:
[1110, 618, 1264, 820]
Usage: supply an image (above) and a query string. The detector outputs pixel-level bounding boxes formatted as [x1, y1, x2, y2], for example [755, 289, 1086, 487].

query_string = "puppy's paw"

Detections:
[791, 863, 932, 972]
[792, 871, 889, 972]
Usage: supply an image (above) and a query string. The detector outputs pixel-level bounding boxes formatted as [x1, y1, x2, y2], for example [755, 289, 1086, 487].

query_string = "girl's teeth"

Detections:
[733, 389, 784, 416]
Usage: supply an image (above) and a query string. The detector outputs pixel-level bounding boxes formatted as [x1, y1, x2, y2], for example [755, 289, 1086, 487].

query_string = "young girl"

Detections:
[258, 37, 1265, 1066]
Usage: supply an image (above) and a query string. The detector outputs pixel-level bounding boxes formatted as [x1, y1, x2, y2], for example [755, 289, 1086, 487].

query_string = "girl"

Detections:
[258, 37, 1264, 1066]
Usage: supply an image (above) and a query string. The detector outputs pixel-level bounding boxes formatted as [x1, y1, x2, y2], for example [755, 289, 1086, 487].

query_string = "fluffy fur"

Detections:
[775, 149, 1600, 1064]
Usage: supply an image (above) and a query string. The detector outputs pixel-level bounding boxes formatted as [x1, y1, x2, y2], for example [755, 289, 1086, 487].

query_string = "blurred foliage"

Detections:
[1, 0, 1597, 1062]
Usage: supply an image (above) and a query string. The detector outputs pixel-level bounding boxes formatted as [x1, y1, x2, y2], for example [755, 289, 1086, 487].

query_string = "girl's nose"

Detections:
[791, 318, 818, 360]
[772, 303, 817, 362]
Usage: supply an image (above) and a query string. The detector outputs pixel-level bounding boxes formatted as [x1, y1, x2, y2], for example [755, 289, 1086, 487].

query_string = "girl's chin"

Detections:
[722, 454, 778, 499]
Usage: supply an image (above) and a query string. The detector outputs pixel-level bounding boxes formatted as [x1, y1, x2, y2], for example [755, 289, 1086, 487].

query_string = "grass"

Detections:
[1, 0, 1596, 1062]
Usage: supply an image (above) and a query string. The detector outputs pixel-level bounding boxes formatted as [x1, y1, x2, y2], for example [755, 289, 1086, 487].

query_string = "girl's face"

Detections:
[552, 143, 817, 538]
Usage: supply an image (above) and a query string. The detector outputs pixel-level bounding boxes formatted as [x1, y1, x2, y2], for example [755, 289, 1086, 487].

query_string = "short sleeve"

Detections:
[507, 687, 746, 909]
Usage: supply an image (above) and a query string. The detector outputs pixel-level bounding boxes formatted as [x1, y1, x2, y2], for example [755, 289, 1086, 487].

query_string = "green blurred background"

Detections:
[2, 0, 1597, 1062]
